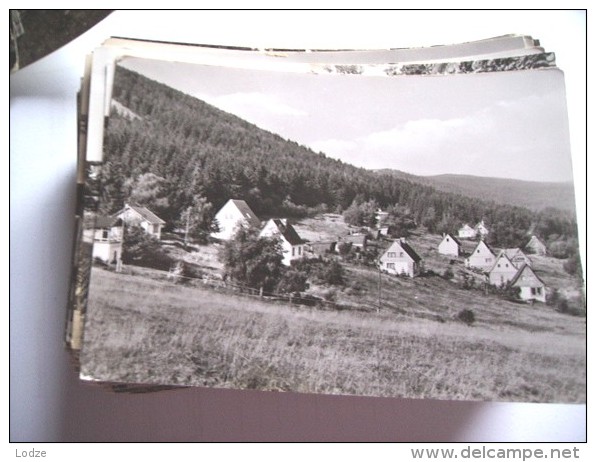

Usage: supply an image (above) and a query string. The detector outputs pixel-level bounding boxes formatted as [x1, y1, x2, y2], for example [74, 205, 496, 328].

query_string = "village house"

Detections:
[487, 251, 518, 286]
[378, 238, 422, 278]
[211, 199, 261, 241]
[475, 220, 490, 239]
[458, 223, 476, 239]
[259, 218, 305, 266]
[503, 248, 533, 268]
[438, 233, 462, 257]
[92, 216, 123, 266]
[509, 264, 547, 303]
[115, 204, 166, 240]
[465, 240, 496, 271]
[525, 235, 547, 256]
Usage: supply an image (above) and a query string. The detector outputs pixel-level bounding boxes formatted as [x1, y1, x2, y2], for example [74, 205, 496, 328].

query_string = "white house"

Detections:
[438, 233, 461, 257]
[458, 224, 476, 239]
[525, 235, 547, 256]
[465, 240, 496, 271]
[509, 264, 547, 303]
[487, 251, 518, 286]
[259, 218, 305, 266]
[92, 216, 123, 266]
[475, 220, 490, 239]
[115, 204, 165, 240]
[378, 238, 422, 278]
[211, 199, 261, 240]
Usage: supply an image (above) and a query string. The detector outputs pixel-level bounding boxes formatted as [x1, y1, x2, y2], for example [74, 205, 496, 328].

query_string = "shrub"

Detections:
[443, 268, 454, 280]
[277, 269, 309, 294]
[122, 225, 174, 271]
[457, 309, 476, 326]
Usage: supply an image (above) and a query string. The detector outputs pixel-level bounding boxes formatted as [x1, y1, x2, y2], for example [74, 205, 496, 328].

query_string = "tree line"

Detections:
[99, 66, 580, 255]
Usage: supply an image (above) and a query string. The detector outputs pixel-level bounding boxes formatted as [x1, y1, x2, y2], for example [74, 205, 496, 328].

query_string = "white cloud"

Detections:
[196, 91, 307, 117]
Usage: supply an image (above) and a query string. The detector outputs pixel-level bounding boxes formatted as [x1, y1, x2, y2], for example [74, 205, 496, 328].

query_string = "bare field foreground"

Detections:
[80, 267, 585, 403]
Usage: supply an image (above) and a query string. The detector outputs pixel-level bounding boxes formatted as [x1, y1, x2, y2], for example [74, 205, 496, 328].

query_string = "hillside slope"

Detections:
[100, 65, 578, 249]
[376, 170, 576, 214]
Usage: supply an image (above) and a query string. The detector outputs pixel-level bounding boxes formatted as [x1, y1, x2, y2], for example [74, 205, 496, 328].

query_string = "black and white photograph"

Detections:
[78, 47, 585, 403]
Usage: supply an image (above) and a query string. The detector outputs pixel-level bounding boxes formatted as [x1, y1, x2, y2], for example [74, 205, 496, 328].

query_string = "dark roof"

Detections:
[271, 219, 304, 245]
[119, 204, 165, 224]
[230, 199, 260, 227]
[384, 239, 421, 263]
[509, 263, 546, 287]
[400, 241, 422, 263]
[95, 215, 122, 228]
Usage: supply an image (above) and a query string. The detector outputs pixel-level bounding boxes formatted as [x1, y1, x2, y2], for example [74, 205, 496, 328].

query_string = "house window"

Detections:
[102, 230, 108, 240]
[536, 287, 542, 295]
[400, 252, 404, 257]
[505, 264, 509, 268]
[485, 258, 492, 263]
[446, 237, 450, 242]
[388, 252, 396, 258]
[531, 288, 537, 295]
[497, 264, 501, 268]
[292, 247, 295, 257]
[387, 263, 395, 269]
[477, 249, 480, 253]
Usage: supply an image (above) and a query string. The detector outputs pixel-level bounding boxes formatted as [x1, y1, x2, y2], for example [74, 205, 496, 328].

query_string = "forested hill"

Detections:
[376, 170, 576, 214]
[100, 65, 578, 249]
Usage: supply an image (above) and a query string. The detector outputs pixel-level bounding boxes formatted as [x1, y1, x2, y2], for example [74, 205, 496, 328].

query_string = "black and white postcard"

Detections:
[74, 38, 585, 403]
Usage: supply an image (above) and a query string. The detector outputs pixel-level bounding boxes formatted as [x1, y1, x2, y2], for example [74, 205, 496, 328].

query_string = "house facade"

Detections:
[92, 216, 123, 266]
[458, 224, 476, 239]
[115, 204, 165, 240]
[510, 264, 547, 302]
[465, 240, 496, 271]
[212, 199, 261, 241]
[438, 233, 461, 257]
[525, 235, 547, 255]
[259, 218, 305, 266]
[379, 238, 422, 277]
[487, 252, 518, 286]
[475, 220, 490, 238]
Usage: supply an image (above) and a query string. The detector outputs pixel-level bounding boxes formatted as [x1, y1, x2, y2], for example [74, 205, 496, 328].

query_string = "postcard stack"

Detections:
[67, 35, 585, 402]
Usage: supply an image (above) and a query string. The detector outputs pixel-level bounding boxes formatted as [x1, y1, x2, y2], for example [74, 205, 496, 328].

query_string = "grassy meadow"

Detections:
[80, 266, 585, 403]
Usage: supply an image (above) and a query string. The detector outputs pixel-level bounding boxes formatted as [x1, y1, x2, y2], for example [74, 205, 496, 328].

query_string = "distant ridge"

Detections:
[375, 170, 576, 214]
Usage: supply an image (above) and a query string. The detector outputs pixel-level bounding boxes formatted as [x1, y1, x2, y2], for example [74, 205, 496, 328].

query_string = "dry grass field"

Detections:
[80, 264, 585, 403]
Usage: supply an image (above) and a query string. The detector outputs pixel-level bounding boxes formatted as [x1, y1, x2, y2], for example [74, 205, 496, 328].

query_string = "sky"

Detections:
[120, 56, 574, 183]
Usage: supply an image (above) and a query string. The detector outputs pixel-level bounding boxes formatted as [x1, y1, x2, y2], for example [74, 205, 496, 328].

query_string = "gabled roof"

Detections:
[459, 224, 475, 231]
[442, 233, 462, 246]
[384, 239, 422, 263]
[228, 199, 260, 227]
[526, 235, 546, 248]
[509, 263, 546, 287]
[503, 248, 528, 260]
[269, 218, 305, 245]
[470, 239, 496, 256]
[487, 250, 516, 274]
[118, 204, 166, 224]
